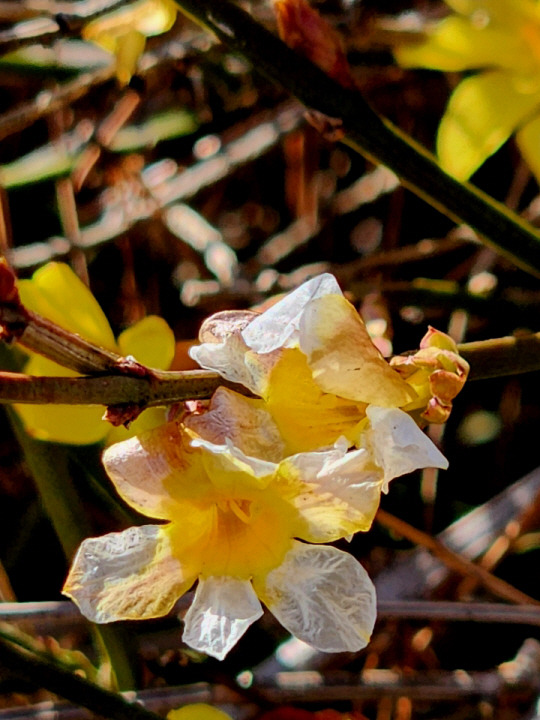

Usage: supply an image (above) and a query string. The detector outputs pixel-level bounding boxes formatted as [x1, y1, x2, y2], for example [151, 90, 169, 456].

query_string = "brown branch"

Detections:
[0, 66, 114, 144]
[376, 509, 540, 607]
[0, 368, 227, 406]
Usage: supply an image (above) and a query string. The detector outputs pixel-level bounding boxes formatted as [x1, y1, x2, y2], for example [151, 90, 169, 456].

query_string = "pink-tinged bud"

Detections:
[390, 327, 469, 425]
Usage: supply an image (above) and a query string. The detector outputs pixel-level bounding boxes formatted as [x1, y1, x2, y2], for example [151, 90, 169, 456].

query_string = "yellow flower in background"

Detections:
[83, 0, 178, 84]
[15, 262, 175, 445]
[393, 0, 540, 181]
[167, 706, 232, 720]
[190, 274, 464, 454]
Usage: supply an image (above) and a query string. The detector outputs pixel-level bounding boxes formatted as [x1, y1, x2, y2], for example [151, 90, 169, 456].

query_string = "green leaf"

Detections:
[0, 143, 81, 188]
[108, 110, 198, 151]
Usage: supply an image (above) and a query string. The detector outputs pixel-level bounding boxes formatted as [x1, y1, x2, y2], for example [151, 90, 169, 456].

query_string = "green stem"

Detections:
[173, 0, 540, 278]
[8, 410, 138, 690]
[0, 635, 162, 720]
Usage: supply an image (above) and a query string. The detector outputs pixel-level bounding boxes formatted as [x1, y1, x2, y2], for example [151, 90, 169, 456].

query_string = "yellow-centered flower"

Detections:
[393, 0, 540, 181]
[63, 393, 445, 659]
[15, 262, 175, 445]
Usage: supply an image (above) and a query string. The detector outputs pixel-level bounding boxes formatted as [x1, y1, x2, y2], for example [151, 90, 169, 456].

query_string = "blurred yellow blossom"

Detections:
[393, 0, 540, 181]
[83, 0, 177, 84]
[190, 274, 464, 454]
[15, 262, 175, 445]
[167, 706, 232, 720]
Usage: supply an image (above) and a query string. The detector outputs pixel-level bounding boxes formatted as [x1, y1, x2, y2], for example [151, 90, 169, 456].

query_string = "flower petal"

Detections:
[185, 386, 286, 462]
[278, 445, 384, 542]
[106, 406, 170, 445]
[103, 421, 212, 519]
[15, 351, 110, 444]
[516, 114, 540, 182]
[117, 315, 175, 370]
[445, 0, 534, 25]
[255, 541, 376, 653]
[299, 294, 416, 407]
[15, 399, 109, 445]
[83, 0, 177, 41]
[191, 434, 277, 493]
[394, 15, 528, 73]
[168, 705, 233, 720]
[114, 28, 146, 84]
[182, 576, 263, 660]
[437, 70, 540, 181]
[242, 273, 342, 353]
[63, 525, 195, 622]
[18, 263, 116, 350]
[365, 406, 448, 488]
[264, 348, 363, 453]
[190, 331, 260, 394]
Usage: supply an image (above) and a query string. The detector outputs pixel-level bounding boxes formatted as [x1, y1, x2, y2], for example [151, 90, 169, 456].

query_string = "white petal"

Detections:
[185, 386, 286, 462]
[366, 406, 449, 489]
[182, 576, 263, 660]
[257, 541, 376, 653]
[63, 525, 193, 623]
[242, 273, 342, 353]
[297, 293, 415, 406]
[189, 331, 260, 394]
[280, 445, 384, 541]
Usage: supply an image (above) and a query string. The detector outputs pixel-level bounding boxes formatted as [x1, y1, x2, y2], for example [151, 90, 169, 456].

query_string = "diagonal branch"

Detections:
[173, 0, 540, 278]
[0, 635, 163, 720]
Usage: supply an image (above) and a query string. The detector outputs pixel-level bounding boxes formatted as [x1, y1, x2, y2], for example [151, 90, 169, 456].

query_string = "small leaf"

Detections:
[108, 111, 199, 151]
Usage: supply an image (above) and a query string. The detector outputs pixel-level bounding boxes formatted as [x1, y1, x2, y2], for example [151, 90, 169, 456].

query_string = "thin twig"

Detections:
[8, 102, 304, 270]
[0, 67, 115, 143]
[376, 509, 540, 607]
[4, 599, 540, 629]
[0, 0, 133, 54]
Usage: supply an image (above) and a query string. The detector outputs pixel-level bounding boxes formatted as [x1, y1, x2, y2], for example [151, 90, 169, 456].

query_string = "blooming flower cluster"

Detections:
[393, 0, 540, 182]
[64, 274, 468, 659]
